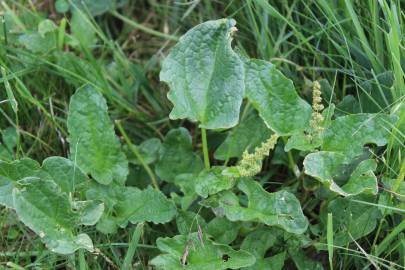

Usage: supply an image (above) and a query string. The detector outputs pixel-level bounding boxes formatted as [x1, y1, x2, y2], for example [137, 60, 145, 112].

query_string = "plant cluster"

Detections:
[0, 1, 404, 269]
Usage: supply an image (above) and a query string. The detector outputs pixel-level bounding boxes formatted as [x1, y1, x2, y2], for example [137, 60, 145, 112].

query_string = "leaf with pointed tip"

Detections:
[304, 152, 378, 196]
[13, 177, 94, 254]
[150, 233, 256, 270]
[321, 113, 396, 159]
[155, 128, 203, 182]
[195, 166, 235, 198]
[214, 113, 272, 160]
[219, 179, 308, 234]
[160, 19, 244, 129]
[67, 85, 128, 185]
[242, 58, 312, 135]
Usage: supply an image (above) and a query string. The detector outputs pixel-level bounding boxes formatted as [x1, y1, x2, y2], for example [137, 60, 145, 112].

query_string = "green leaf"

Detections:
[67, 85, 128, 185]
[160, 19, 244, 129]
[242, 58, 312, 135]
[289, 249, 324, 270]
[150, 233, 256, 269]
[86, 184, 176, 234]
[207, 217, 240, 245]
[13, 177, 95, 254]
[38, 19, 57, 37]
[71, 0, 115, 16]
[304, 152, 378, 196]
[42, 156, 88, 193]
[155, 128, 203, 182]
[2, 126, 18, 152]
[70, 10, 96, 48]
[214, 112, 272, 160]
[195, 166, 236, 198]
[240, 228, 284, 270]
[126, 138, 161, 165]
[321, 196, 380, 246]
[219, 179, 308, 234]
[0, 159, 44, 208]
[176, 210, 206, 235]
[322, 113, 396, 159]
[18, 32, 56, 53]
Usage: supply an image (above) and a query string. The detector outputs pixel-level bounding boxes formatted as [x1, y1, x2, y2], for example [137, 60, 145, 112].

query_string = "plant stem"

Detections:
[116, 120, 159, 190]
[201, 128, 210, 169]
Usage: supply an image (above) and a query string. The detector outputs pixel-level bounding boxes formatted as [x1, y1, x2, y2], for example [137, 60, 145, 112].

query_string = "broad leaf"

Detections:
[195, 166, 235, 198]
[176, 210, 207, 235]
[126, 137, 161, 165]
[42, 156, 88, 193]
[321, 196, 380, 246]
[240, 228, 285, 270]
[67, 85, 128, 185]
[86, 184, 176, 234]
[0, 159, 44, 208]
[155, 128, 203, 182]
[289, 249, 324, 270]
[219, 179, 308, 234]
[214, 112, 272, 160]
[322, 113, 396, 159]
[304, 152, 378, 196]
[207, 217, 240, 245]
[150, 233, 256, 269]
[13, 177, 95, 254]
[242, 58, 312, 135]
[160, 19, 244, 129]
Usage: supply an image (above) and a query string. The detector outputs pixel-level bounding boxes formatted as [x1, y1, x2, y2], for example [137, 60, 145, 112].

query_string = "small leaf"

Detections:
[160, 19, 244, 129]
[195, 166, 235, 198]
[126, 138, 161, 165]
[242, 58, 312, 135]
[67, 85, 128, 185]
[70, 10, 96, 48]
[322, 113, 396, 159]
[214, 112, 272, 160]
[304, 152, 378, 196]
[13, 177, 94, 254]
[150, 233, 256, 270]
[38, 19, 57, 37]
[207, 217, 240, 245]
[155, 128, 203, 182]
[73, 200, 104, 226]
[176, 210, 206, 235]
[219, 179, 308, 234]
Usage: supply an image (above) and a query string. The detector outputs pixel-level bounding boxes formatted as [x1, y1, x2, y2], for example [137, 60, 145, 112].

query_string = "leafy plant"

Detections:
[0, 9, 403, 269]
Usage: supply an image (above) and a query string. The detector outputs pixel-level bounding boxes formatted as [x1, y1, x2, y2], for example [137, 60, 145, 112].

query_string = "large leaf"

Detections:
[155, 128, 203, 182]
[242, 58, 312, 135]
[321, 196, 380, 246]
[0, 159, 46, 208]
[13, 177, 97, 254]
[322, 113, 396, 159]
[150, 233, 256, 269]
[67, 85, 128, 185]
[160, 19, 244, 129]
[42, 156, 88, 193]
[214, 112, 272, 160]
[304, 152, 378, 196]
[195, 166, 235, 198]
[218, 179, 308, 234]
[86, 184, 176, 234]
